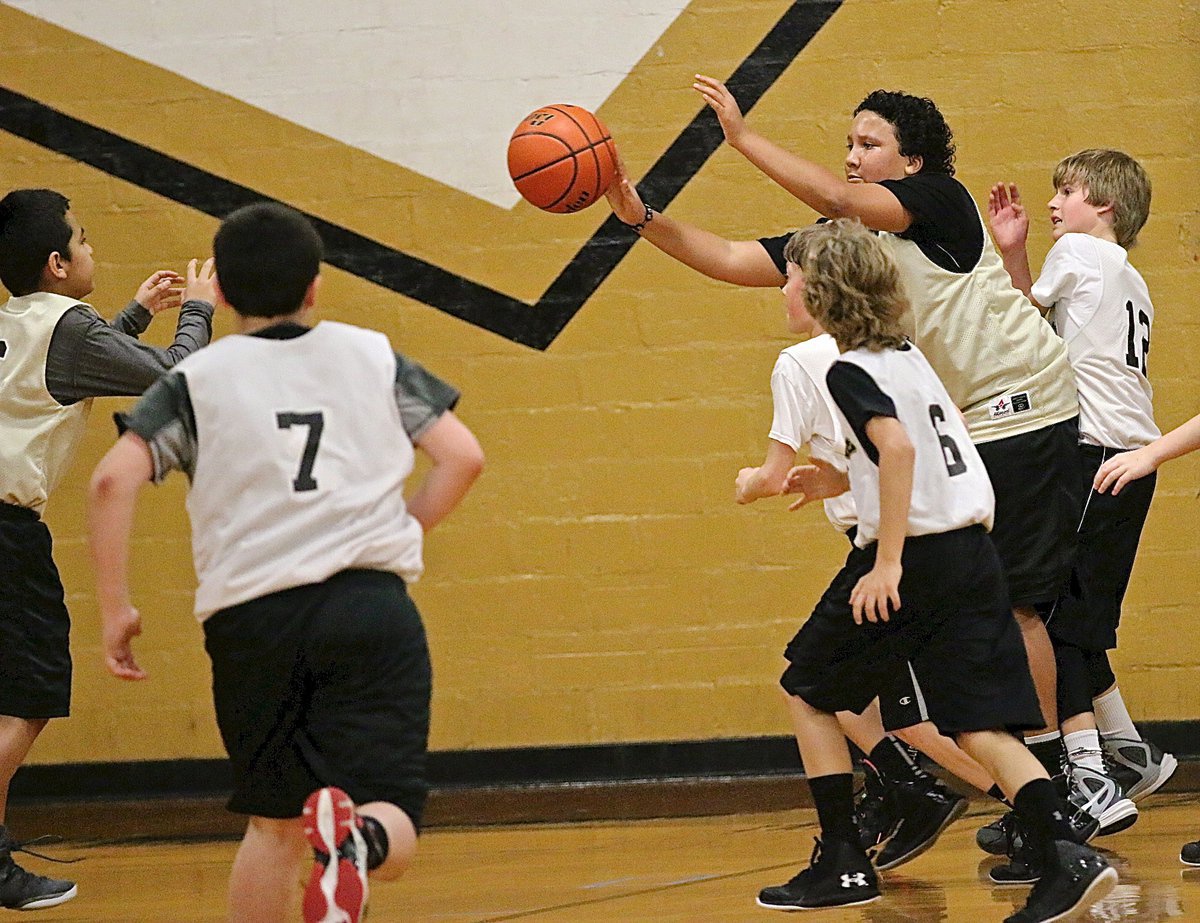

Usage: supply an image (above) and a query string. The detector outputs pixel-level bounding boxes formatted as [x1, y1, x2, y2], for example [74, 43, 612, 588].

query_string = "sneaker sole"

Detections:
[1036, 865, 1117, 923]
[302, 787, 367, 923]
[875, 797, 969, 871]
[988, 872, 1040, 887]
[16, 884, 78, 910]
[1096, 799, 1138, 836]
[1181, 849, 1200, 868]
[755, 894, 881, 911]
[1125, 752, 1178, 802]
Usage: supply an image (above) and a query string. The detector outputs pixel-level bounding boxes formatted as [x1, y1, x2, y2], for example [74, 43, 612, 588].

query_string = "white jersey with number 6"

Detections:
[833, 343, 994, 549]
[180, 321, 424, 617]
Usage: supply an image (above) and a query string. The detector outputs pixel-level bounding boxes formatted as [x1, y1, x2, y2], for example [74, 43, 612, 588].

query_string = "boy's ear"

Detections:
[212, 274, 230, 310]
[45, 250, 69, 281]
[303, 274, 321, 308]
[904, 154, 924, 175]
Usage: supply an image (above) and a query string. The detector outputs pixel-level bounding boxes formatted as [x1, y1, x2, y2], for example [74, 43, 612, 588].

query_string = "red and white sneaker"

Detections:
[302, 787, 368, 923]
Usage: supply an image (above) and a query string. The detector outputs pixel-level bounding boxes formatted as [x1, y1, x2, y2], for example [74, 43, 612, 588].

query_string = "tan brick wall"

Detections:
[2, 0, 1197, 765]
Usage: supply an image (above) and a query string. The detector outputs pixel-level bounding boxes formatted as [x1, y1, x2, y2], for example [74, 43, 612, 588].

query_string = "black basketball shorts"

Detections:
[780, 525, 1044, 737]
[975, 416, 1083, 608]
[0, 503, 72, 719]
[1044, 442, 1156, 651]
[204, 569, 431, 828]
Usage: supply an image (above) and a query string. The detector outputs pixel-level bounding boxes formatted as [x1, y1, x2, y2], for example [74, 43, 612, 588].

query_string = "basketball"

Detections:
[507, 105, 617, 214]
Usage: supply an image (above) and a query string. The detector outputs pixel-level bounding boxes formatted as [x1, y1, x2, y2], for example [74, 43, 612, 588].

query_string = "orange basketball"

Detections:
[507, 105, 617, 213]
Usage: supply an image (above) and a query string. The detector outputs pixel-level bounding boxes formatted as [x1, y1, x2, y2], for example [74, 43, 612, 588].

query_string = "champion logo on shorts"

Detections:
[841, 872, 870, 889]
[899, 696, 913, 706]
[988, 390, 1034, 420]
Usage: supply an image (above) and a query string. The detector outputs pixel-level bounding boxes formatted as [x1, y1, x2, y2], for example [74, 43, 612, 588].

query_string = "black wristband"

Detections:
[623, 203, 654, 233]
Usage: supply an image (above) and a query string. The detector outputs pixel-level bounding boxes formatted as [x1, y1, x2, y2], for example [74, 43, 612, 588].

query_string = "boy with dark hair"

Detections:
[87, 202, 484, 923]
[984, 150, 1174, 876]
[0, 187, 213, 910]
[605, 79, 1087, 847]
[756, 218, 1114, 923]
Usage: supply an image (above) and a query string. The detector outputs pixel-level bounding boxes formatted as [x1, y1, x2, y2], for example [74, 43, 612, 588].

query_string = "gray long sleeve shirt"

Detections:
[45, 299, 214, 404]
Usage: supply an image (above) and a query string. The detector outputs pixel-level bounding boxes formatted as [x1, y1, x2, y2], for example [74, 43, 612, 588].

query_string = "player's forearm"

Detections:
[87, 465, 141, 612]
[874, 437, 914, 566]
[1147, 414, 1200, 467]
[730, 129, 846, 217]
[998, 247, 1038, 306]
[638, 211, 782, 287]
[407, 455, 483, 533]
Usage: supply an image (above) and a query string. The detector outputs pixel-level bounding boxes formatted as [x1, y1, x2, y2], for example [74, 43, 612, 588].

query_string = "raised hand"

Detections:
[987, 182, 1029, 254]
[134, 270, 183, 315]
[692, 74, 746, 146]
[604, 153, 649, 226]
[182, 257, 217, 306]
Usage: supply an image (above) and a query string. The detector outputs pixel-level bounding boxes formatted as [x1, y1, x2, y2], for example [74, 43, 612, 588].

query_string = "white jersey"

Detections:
[829, 343, 995, 549]
[1032, 234, 1159, 450]
[768, 334, 857, 532]
[172, 322, 428, 618]
[0, 292, 92, 513]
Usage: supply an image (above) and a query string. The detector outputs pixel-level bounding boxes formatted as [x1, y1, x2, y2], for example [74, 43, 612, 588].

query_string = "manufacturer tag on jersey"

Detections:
[988, 391, 1034, 420]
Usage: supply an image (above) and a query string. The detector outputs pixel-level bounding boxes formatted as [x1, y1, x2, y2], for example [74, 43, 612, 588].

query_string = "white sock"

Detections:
[1064, 729, 1105, 772]
[1093, 686, 1140, 742]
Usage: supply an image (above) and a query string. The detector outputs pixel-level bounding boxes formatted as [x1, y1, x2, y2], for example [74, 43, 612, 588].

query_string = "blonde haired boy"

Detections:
[988, 151, 1174, 870]
[754, 219, 1113, 923]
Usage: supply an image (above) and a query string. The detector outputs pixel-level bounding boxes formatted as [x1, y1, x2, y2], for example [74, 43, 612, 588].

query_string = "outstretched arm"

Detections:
[407, 411, 485, 532]
[88, 433, 155, 681]
[1094, 413, 1200, 495]
[605, 155, 784, 286]
[692, 75, 912, 233]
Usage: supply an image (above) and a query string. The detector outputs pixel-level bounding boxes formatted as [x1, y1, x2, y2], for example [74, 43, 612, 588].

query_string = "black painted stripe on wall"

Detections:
[13, 721, 1199, 801]
[0, 1, 843, 349]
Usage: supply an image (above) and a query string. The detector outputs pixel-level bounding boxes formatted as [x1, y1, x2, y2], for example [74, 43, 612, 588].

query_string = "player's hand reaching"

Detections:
[693, 74, 747, 147]
[182, 257, 217, 306]
[850, 561, 902, 625]
[134, 270, 183, 315]
[784, 458, 850, 511]
[101, 603, 147, 681]
[734, 466, 761, 504]
[604, 153, 649, 227]
[1094, 446, 1156, 495]
[987, 182, 1029, 254]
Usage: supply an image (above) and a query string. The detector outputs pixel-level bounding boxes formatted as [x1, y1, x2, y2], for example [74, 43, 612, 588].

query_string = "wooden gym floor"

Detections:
[11, 792, 1200, 922]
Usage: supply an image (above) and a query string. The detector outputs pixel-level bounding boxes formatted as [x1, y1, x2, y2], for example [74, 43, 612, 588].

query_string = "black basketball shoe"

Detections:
[873, 778, 968, 870]
[756, 836, 880, 911]
[1003, 840, 1116, 923]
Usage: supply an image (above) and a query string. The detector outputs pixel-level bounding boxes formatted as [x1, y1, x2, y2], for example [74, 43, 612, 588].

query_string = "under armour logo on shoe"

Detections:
[841, 872, 869, 889]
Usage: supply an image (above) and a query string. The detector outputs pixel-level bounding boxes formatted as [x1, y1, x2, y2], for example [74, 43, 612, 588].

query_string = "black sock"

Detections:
[360, 816, 390, 871]
[986, 784, 1009, 804]
[1026, 736, 1067, 778]
[868, 737, 925, 784]
[809, 773, 858, 845]
[1013, 777, 1074, 865]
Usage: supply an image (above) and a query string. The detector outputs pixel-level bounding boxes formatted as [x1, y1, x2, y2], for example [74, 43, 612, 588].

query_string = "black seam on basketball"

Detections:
[512, 137, 614, 183]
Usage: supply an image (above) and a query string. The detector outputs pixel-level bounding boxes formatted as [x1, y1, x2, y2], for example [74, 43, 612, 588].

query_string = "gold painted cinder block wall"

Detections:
[1, 0, 1197, 765]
